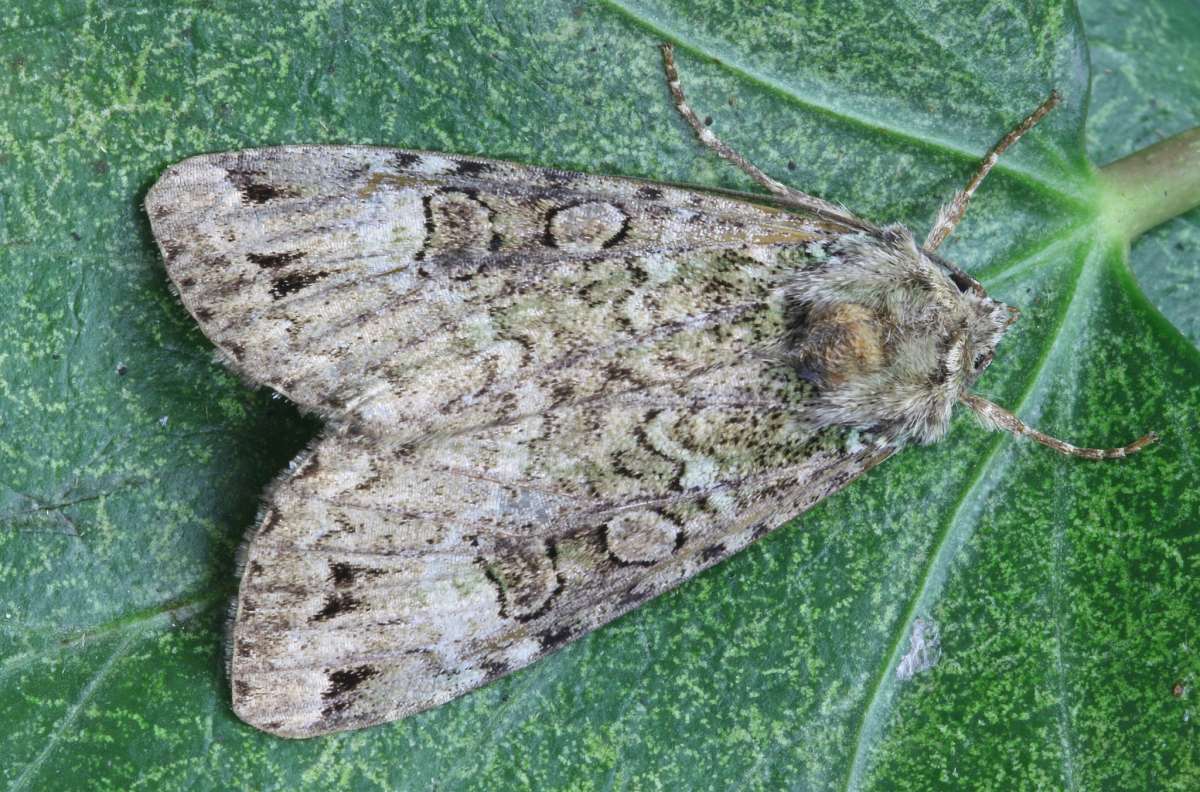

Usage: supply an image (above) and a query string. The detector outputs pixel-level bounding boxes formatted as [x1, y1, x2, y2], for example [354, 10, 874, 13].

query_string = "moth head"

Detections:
[781, 225, 1016, 446]
[956, 280, 1019, 387]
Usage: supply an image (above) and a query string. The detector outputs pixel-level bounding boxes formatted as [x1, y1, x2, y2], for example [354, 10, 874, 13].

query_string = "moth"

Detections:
[145, 44, 1154, 738]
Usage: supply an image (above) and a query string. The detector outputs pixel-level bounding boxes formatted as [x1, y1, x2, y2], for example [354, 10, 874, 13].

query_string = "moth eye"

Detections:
[973, 352, 991, 370]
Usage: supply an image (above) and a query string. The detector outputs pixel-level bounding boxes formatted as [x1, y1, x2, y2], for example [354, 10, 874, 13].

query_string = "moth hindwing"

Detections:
[146, 52, 1150, 739]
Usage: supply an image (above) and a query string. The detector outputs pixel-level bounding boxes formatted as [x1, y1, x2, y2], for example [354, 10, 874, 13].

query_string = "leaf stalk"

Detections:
[1098, 127, 1200, 244]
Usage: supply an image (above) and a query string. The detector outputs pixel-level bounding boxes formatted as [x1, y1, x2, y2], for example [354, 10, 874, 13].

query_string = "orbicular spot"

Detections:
[603, 509, 681, 565]
[546, 201, 630, 252]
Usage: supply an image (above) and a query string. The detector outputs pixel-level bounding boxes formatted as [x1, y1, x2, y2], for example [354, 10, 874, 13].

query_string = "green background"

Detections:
[2, 0, 1197, 789]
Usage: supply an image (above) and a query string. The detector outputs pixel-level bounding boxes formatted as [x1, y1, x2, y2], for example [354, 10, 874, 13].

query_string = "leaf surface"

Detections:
[1, 1, 1196, 789]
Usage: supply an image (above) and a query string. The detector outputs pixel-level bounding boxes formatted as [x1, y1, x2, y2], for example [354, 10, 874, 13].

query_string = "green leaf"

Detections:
[2, 1, 1196, 790]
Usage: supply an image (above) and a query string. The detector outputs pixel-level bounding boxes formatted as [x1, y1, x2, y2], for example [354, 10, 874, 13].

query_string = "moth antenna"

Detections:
[658, 43, 867, 228]
[961, 392, 1157, 460]
[924, 91, 1061, 251]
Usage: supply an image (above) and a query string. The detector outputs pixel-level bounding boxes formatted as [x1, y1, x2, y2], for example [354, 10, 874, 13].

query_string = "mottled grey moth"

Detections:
[145, 44, 1154, 738]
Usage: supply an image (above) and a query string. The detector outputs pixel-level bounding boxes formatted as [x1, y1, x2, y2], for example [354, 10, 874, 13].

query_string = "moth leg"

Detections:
[961, 392, 1157, 460]
[659, 43, 861, 224]
[923, 92, 1061, 251]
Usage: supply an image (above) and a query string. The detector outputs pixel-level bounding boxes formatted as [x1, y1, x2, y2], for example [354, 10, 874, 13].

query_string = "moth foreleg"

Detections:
[960, 392, 1157, 460]
[658, 43, 859, 224]
[924, 91, 1061, 251]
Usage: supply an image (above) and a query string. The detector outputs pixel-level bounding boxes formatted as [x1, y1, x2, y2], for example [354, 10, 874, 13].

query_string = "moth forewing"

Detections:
[147, 50, 1152, 739]
[147, 146, 896, 737]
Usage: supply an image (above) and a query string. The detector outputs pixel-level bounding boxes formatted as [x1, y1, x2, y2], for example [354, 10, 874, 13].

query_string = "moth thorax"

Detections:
[779, 226, 1014, 446]
[795, 302, 885, 386]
